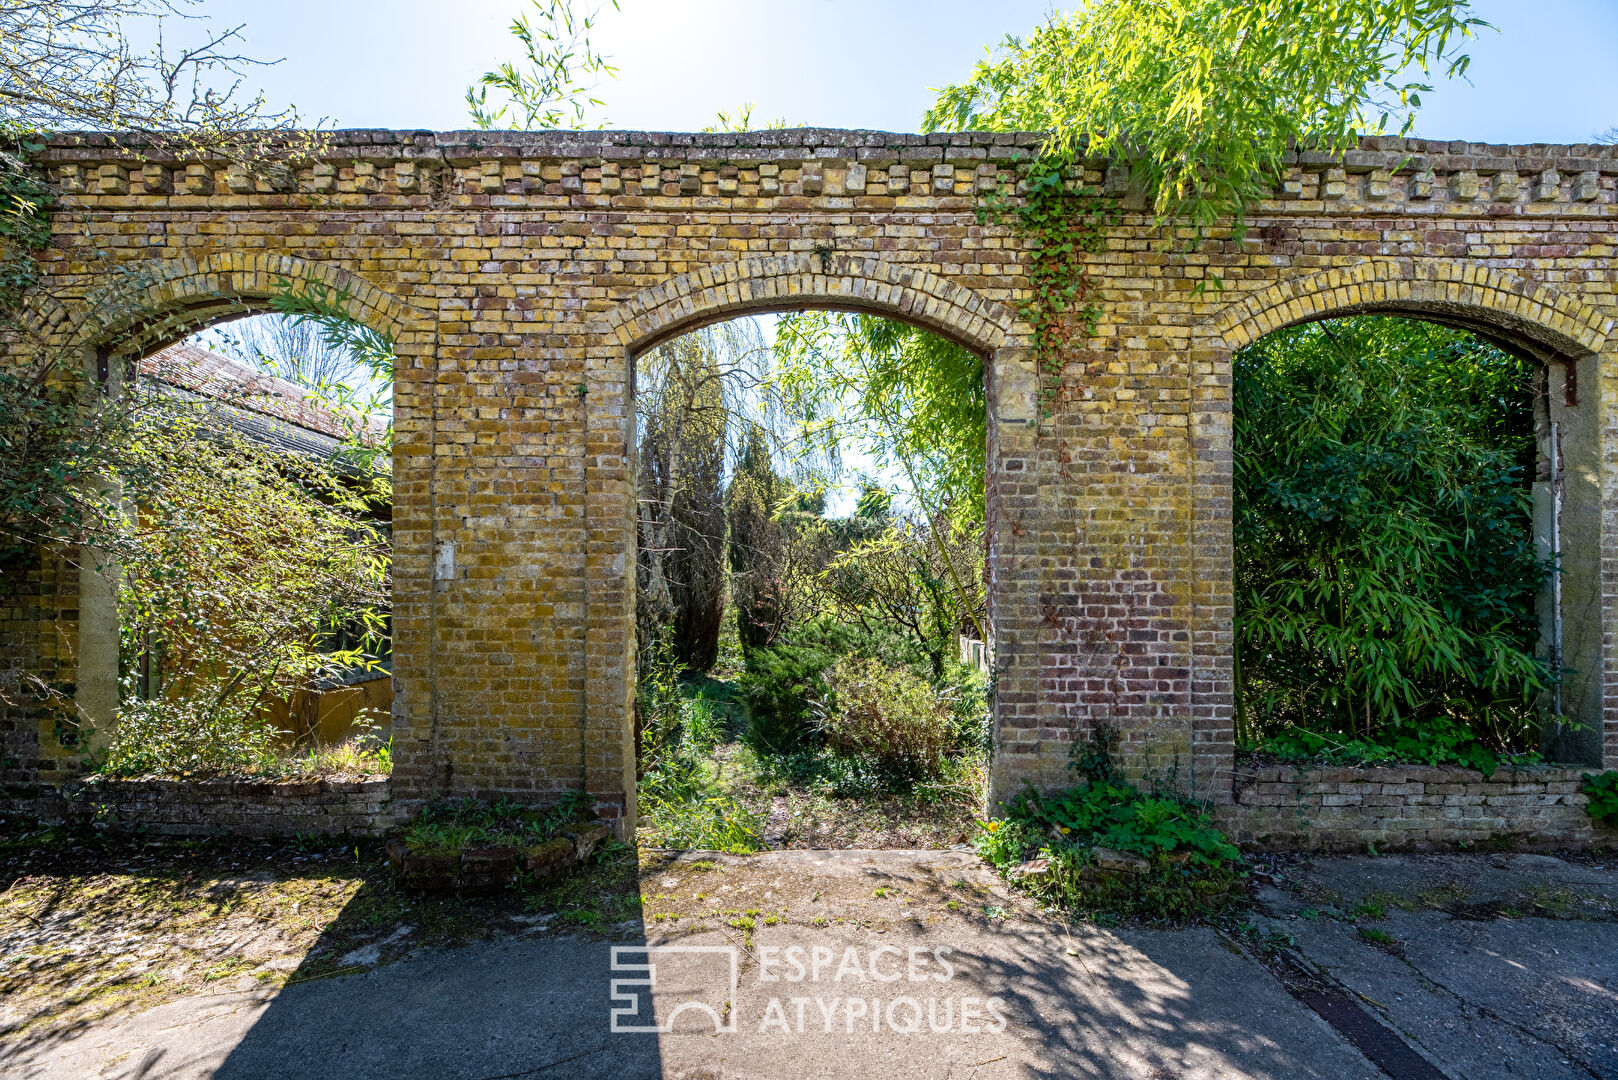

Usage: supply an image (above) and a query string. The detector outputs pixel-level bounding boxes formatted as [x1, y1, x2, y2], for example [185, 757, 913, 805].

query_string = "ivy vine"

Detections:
[981, 156, 1115, 420]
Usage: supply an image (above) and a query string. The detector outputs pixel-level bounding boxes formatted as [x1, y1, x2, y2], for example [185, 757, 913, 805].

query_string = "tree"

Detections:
[638, 330, 729, 671]
[466, 0, 618, 130]
[1, 0, 323, 561]
[772, 312, 987, 643]
[823, 513, 986, 678]
[109, 400, 389, 773]
[201, 313, 384, 401]
[0, 0, 315, 159]
[725, 424, 784, 652]
[925, 0, 1486, 239]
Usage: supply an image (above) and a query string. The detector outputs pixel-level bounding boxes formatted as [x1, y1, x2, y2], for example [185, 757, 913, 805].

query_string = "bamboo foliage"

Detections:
[1233, 316, 1552, 752]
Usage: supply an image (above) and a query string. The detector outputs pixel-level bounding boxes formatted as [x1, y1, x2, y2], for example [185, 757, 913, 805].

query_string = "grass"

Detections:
[283, 734, 392, 777]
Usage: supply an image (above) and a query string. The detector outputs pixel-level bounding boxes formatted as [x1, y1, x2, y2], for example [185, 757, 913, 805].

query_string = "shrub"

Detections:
[1254, 718, 1542, 777]
[977, 780, 1244, 922]
[735, 616, 927, 751]
[1582, 771, 1618, 826]
[104, 696, 280, 776]
[812, 657, 954, 777]
[1234, 317, 1552, 757]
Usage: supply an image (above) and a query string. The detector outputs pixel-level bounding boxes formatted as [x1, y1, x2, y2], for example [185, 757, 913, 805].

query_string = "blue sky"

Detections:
[199, 0, 1618, 142]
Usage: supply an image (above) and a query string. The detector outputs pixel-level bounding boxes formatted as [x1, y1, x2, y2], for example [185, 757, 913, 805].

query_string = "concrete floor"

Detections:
[3, 849, 1614, 1079]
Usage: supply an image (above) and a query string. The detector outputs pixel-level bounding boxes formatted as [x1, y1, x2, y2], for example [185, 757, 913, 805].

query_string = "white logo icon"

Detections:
[610, 945, 739, 1034]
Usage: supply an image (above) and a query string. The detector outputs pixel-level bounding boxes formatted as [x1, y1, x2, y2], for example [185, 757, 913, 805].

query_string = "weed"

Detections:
[1360, 927, 1394, 944]
[1581, 771, 1618, 825]
[1351, 898, 1388, 920]
[976, 777, 1245, 923]
[402, 792, 592, 855]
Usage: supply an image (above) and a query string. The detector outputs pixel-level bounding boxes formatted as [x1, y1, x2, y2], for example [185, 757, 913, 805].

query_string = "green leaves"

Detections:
[927, 0, 1487, 241]
[1581, 771, 1618, 825]
[466, 0, 619, 130]
[1233, 316, 1551, 755]
[772, 311, 986, 526]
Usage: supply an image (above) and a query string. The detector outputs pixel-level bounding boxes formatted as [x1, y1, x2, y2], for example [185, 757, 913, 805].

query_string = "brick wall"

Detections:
[9, 129, 1618, 834]
[1223, 764, 1609, 851]
[56, 775, 393, 837]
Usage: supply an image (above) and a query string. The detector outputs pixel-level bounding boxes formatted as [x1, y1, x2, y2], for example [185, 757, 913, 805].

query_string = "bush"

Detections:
[735, 616, 927, 751]
[104, 696, 281, 776]
[977, 780, 1245, 922]
[1254, 719, 1540, 777]
[812, 657, 954, 777]
[1234, 317, 1553, 757]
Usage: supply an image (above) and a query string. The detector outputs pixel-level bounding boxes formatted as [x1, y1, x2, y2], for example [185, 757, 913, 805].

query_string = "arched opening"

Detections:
[46, 262, 412, 781]
[620, 298, 1001, 850]
[1228, 305, 1601, 770]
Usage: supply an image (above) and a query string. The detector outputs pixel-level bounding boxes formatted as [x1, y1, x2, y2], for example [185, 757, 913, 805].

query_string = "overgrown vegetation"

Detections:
[402, 792, 594, 856]
[975, 732, 1245, 922]
[1234, 317, 1553, 768]
[1582, 772, 1618, 827]
[635, 640, 763, 853]
[101, 387, 390, 774]
[926, 0, 1484, 243]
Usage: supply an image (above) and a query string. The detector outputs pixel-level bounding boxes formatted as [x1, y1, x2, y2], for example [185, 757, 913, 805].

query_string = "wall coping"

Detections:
[1233, 761, 1592, 785]
[37, 129, 1618, 170]
[71, 773, 390, 797]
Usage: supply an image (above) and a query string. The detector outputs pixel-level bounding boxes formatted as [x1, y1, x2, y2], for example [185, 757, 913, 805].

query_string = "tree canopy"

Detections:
[926, 0, 1486, 236]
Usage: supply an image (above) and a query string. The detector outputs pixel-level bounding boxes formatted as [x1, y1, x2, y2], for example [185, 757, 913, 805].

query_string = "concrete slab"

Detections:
[6, 849, 1615, 1079]
[2, 851, 1376, 1080]
[1257, 851, 1618, 1079]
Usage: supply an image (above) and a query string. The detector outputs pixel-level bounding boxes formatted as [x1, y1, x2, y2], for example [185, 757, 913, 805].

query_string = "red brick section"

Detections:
[8, 129, 1616, 845]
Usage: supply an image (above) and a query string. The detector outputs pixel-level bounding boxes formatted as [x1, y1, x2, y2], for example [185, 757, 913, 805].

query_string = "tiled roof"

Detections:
[140, 341, 385, 448]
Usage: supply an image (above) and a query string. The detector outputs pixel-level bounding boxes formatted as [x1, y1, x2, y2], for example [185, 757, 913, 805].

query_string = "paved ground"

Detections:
[2, 848, 1615, 1079]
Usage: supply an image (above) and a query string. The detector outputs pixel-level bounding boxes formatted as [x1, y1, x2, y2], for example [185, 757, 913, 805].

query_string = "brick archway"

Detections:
[30, 251, 430, 354]
[1191, 257, 1618, 791]
[1210, 259, 1613, 359]
[581, 253, 1027, 829]
[589, 252, 1015, 355]
[11, 128, 1618, 831]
